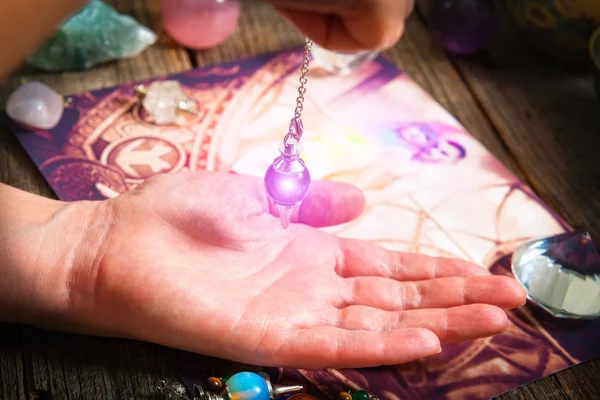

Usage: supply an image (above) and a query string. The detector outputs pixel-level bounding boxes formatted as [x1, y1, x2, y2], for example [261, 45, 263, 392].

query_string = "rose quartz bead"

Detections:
[161, 0, 240, 50]
[6, 82, 64, 130]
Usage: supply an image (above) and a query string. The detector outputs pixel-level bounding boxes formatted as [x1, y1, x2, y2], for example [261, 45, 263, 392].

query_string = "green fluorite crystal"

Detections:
[28, 0, 157, 71]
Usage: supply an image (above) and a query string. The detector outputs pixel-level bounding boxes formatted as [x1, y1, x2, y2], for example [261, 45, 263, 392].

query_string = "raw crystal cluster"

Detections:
[28, 0, 157, 71]
[140, 80, 197, 125]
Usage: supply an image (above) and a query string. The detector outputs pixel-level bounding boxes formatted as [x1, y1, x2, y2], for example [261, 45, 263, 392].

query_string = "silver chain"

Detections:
[283, 39, 313, 147]
[294, 39, 313, 119]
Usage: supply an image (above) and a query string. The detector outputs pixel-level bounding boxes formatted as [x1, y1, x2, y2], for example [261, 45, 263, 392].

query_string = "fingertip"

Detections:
[413, 328, 442, 355]
[512, 280, 528, 307]
[496, 276, 528, 309]
[476, 305, 509, 334]
[379, 19, 405, 51]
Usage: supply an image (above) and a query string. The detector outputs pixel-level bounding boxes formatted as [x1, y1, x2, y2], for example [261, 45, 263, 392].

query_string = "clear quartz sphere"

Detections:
[310, 42, 378, 76]
[512, 231, 600, 319]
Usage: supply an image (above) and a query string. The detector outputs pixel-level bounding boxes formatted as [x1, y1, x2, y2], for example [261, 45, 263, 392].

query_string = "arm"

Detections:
[0, 0, 87, 79]
[0, 183, 105, 331]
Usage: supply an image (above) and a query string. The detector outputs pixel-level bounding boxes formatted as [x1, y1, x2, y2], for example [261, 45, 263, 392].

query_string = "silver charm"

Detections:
[158, 380, 191, 399]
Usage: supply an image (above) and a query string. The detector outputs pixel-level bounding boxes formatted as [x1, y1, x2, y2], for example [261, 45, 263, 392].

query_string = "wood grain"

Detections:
[0, 0, 190, 399]
[0, 1, 599, 399]
[451, 13, 600, 239]
[412, 3, 600, 399]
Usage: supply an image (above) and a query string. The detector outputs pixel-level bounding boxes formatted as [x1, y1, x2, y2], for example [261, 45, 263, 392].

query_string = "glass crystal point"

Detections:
[276, 204, 295, 229]
[512, 231, 600, 319]
[311, 43, 378, 76]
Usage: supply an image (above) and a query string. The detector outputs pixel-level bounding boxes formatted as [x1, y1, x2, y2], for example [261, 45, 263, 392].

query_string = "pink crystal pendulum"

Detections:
[264, 40, 313, 229]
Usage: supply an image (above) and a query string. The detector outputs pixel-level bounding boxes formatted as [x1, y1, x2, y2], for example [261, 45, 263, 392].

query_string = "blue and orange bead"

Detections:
[224, 372, 271, 400]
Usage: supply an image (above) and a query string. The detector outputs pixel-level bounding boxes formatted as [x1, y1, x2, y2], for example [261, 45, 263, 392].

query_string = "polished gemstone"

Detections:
[206, 377, 223, 392]
[338, 392, 353, 400]
[311, 43, 378, 76]
[161, 0, 240, 50]
[28, 0, 156, 71]
[512, 231, 600, 319]
[352, 391, 370, 400]
[224, 372, 270, 400]
[428, 0, 495, 55]
[6, 82, 64, 130]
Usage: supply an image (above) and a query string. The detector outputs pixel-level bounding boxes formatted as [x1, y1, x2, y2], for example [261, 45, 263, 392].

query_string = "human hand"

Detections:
[3, 172, 525, 369]
[268, 0, 414, 52]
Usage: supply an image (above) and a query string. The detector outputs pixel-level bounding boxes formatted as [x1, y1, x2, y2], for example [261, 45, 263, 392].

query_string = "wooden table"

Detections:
[1, 1, 599, 399]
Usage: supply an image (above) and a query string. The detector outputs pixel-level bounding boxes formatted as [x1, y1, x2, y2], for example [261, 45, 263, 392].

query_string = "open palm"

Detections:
[70, 171, 525, 369]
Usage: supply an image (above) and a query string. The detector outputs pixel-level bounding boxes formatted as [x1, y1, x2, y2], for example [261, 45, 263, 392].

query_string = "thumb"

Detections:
[272, 180, 366, 227]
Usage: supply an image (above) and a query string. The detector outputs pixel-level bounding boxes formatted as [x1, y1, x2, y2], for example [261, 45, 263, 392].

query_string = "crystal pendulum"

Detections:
[264, 40, 313, 229]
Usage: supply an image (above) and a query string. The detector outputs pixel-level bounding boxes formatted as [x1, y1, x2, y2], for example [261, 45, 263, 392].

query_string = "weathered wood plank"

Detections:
[0, 1, 192, 399]
[411, 3, 600, 400]
[450, 10, 600, 239]
[1, 1, 599, 399]
[0, 323, 26, 400]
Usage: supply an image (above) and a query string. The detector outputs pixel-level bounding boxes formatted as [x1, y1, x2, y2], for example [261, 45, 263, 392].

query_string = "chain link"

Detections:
[294, 39, 313, 120]
[283, 39, 313, 147]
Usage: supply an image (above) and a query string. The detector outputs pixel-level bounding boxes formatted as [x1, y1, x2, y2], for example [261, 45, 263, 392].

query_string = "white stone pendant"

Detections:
[6, 81, 64, 130]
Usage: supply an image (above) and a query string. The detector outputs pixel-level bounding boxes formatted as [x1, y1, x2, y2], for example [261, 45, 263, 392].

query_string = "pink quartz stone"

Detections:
[161, 0, 240, 50]
[6, 82, 64, 130]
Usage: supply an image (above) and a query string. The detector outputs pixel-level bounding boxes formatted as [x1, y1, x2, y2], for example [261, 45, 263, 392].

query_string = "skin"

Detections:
[269, 0, 415, 51]
[0, 0, 526, 368]
[1, 173, 525, 368]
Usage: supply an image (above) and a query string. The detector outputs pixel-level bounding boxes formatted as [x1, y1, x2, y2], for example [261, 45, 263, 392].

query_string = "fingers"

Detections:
[334, 304, 509, 343]
[272, 0, 414, 52]
[279, 326, 440, 368]
[338, 238, 488, 280]
[342, 275, 527, 311]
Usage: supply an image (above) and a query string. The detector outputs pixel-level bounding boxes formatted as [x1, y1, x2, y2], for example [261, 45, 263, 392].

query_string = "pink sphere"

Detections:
[161, 0, 240, 50]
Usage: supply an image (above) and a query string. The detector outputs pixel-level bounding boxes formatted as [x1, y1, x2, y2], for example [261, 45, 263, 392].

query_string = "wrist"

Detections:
[0, 184, 111, 332]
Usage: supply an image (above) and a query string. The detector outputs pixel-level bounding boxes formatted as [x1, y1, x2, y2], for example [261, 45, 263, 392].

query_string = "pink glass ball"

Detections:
[264, 160, 311, 207]
[161, 0, 240, 50]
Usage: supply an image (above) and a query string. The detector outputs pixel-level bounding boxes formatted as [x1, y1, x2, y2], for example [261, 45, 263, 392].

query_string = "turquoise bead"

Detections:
[225, 372, 270, 400]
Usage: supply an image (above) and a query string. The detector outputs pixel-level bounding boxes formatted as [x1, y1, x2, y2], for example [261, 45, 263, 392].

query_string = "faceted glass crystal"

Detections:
[512, 231, 600, 319]
[310, 43, 378, 76]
